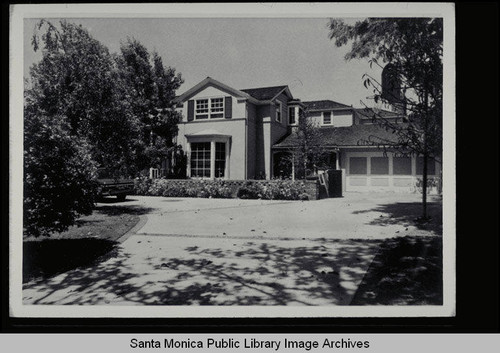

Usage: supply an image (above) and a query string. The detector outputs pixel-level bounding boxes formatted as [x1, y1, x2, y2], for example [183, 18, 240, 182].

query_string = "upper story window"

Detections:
[275, 101, 282, 122]
[288, 106, 296, 125]
[322, 111, 332, 125]
[195, 97, 225, 120]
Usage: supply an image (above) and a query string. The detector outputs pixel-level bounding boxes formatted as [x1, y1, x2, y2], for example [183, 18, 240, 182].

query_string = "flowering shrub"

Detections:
[135, 179, 313, 200]
[134, 176, 152, 195]
[236, 180, 309, 200]
[135, 178, 233, 199]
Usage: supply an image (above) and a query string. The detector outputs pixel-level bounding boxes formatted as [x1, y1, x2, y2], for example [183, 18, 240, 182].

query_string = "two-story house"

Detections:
[174, 77, 441, 193]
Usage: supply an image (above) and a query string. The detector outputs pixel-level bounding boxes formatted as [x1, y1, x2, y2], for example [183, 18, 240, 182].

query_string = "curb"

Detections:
[116, 215, 148, 243]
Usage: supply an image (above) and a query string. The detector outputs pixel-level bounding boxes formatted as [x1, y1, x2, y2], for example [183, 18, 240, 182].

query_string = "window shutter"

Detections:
[187, 100, 194, 121]
[225, 96, 232, 119]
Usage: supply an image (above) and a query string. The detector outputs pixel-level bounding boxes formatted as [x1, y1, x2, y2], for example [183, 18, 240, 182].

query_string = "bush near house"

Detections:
[134, 178, 314, 200]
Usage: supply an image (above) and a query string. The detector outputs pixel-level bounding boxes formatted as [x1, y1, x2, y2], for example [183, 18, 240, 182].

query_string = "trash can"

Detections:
[327, 169, 343, 197]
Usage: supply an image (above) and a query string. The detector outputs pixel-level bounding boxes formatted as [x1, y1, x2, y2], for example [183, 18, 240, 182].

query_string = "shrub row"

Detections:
[134, 178, 311, 200]
[135, 177, 233, 199]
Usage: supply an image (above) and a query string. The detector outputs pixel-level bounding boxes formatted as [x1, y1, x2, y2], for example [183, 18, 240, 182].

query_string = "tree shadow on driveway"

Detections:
[352, 196, 443, 235]
[23, 239, 383, 306]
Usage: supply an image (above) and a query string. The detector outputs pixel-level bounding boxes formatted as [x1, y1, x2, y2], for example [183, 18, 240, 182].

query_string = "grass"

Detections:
[351, 235, 443, 305]
[23, 198, 148, 283]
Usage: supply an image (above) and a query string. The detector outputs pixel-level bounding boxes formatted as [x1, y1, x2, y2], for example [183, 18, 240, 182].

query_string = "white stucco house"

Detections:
[172, 77, 441, 193]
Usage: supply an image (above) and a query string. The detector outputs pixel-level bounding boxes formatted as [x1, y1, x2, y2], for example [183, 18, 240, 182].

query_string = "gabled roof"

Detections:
[175, 77, 258, 104]
[273, 124, 402, 149]
[303, 100, 352, 111]
[240, 85, 291, 101]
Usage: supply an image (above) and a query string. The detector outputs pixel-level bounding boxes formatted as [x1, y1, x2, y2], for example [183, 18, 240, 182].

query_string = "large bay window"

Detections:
[195, 97, 225, 120]
[215, 142, 226, 178]
[187, 135, 230, 179]
[190, 142, 211, 177]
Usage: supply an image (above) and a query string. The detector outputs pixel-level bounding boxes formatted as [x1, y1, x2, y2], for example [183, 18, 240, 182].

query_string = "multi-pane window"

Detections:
[275, 101, 282, 122]
[289, 107, 296, 125]
[190, 142, 211, 177]
[215, 142, 226, 178]
[195, 97, 224, 119]
[393, 157, 412, 175]
[370, 157, 389, 175]
[349, 157, 367, 175]
[323, 111, 332, 125]
[195, 99, 209, 119]
[211, 98, 224, 119]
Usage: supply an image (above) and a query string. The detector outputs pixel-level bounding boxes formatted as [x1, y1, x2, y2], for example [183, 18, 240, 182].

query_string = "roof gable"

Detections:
[240, 85, 292, 101]
[175, 77, 255, 103]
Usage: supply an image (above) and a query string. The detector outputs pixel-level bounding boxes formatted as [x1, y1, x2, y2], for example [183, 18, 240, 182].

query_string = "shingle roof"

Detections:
[355, 107, 403, 119]
[274, 124, 403, 149]
[303, 100, 352, 111]
[240, 85, 288, 101]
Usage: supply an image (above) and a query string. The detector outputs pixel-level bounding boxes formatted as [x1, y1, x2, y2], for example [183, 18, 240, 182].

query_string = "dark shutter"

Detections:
[187, 100, 194, 121]
[225, 96, 232, 119]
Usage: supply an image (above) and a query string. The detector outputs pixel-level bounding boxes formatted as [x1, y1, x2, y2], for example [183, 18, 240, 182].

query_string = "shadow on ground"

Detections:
[352, 196, 443, 235]
[23, 239, 383, 305]
[351, 235, 443, 305]
[95, 205, 156, 216]
[23, 238, 119, 284]
[96, 197, 138, 204]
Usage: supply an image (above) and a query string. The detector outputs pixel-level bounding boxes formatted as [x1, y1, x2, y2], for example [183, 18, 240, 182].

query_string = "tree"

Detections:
[278, 110, 331, 180]
[116, 38, 183, 173]
[24, 20, 184, 235]
[328, 18, 443, 219]
[28, 20, 141, 177]
[23, 112, 97, 237]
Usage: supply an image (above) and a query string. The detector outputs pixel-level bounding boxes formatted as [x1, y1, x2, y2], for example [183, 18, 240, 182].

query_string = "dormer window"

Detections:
[275, 101, 282, 122]
[195, 97, 225, 120]
[322, 111, 332, 125]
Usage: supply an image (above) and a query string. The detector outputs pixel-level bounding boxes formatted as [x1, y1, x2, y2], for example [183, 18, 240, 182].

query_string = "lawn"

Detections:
[23, 201, 146, 283]
[351, 235, 443, 305]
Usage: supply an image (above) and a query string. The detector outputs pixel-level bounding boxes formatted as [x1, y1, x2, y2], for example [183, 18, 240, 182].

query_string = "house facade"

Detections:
[174, 77, 441, 193]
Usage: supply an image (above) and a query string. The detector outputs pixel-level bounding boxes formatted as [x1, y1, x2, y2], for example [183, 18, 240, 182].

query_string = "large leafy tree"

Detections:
[28, 20, 141, 176]
[116, 38, 183, 171]
[328, 18, 443, 219]
[24, 20, 183, 236]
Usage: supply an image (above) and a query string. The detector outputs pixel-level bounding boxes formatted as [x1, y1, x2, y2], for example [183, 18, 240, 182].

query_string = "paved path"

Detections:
[23, 193, 441, 306]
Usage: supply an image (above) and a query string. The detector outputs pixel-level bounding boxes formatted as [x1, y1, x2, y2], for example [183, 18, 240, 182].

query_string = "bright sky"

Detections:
[23, 17, 382, 106]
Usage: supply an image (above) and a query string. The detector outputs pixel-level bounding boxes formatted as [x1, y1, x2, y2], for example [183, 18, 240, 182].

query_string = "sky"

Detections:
[23, 17, 383, 106]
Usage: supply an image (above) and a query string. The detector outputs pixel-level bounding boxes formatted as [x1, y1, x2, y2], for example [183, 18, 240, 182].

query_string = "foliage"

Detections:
[116, 38, 184, 171]
[23, 113, 98, 237]
[328, 18, 442, 159]
[135, 179, 311, 201]
[28, 20, 140, 177]
[25, 20, 184, 235]
[280, 110, 332, 179]
[236, 181, 310, 200]
[328, 18, 443, 217]
[136, 179, 233, 199]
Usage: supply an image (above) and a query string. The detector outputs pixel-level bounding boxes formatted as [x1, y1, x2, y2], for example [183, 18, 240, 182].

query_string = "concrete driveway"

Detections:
[23, 193, 441, 306]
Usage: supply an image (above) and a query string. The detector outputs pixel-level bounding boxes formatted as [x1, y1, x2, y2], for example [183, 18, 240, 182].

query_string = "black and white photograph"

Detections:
[9, 3, 455, 318]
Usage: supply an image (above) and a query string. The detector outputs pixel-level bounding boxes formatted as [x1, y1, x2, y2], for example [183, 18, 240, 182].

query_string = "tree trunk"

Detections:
[422, 152, 428, 219]
[422, 87, 429, 219]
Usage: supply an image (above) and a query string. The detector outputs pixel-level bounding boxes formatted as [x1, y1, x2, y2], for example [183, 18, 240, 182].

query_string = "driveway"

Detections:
[22, 193, 442, 306]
